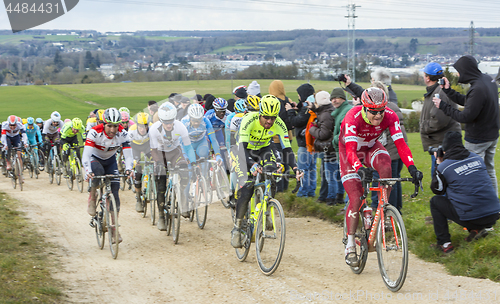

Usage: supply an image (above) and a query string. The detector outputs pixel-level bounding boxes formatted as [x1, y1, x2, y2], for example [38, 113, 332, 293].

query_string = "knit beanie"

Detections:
[330, 87, 346, 100]
[234, 87, 248, 99]
[315, 91, 331, 106]
[442, 131, 464, 152]
[247, 81, 261, 96]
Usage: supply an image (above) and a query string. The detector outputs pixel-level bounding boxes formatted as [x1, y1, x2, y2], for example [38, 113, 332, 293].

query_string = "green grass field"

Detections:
[0, 80, 425, 120]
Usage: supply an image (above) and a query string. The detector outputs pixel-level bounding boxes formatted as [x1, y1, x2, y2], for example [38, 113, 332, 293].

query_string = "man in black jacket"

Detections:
[433, 55, 500, 196]
[286, 83, 316, 197]
[430, 131, 500, 253]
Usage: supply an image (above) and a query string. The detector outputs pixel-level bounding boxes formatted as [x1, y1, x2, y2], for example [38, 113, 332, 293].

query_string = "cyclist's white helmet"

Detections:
[103, 108, 122, 124]
[187, 104, 204, 120]
[51, 111, 61, 122]
[158, 102, 177, 123]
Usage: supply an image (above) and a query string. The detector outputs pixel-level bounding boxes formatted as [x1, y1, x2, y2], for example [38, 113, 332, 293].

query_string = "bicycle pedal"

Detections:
[89, 220, 95, 228]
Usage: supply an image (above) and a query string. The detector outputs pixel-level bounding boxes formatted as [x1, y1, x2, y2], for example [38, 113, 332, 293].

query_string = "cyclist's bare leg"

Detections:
[87, 185, 97, 216]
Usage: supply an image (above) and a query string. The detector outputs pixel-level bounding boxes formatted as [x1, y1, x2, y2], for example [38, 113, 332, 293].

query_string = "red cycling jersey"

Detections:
[339, 105, 415, 235]
[339, 105, 414, 171]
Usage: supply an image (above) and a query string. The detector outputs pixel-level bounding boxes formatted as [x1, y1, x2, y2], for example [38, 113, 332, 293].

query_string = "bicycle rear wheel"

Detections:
[37, 149, 45, 172]
[195, 177, 208, 229]
[164, 187, 172, 235]
[215, 167, 231, 207]
[171, 185, 181, 244]
[342, 202, 369, 274]
[376, 204, 408, 292]
[10, 159, 17, 189]
[106, 193, 120, 259]
[255, 198, 286, 276]
[76, 157, 84, 193]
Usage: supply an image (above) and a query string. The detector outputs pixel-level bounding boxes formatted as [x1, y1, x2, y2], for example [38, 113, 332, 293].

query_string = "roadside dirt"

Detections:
[1, 174, 499, 303]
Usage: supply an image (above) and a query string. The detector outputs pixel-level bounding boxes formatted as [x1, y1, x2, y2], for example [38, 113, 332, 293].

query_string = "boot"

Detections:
[87, 186, 97, 216]
[231, 219, 243, 248]
[135, 188, 144, 213]
[335, 193, 345, 205]
[157, 216, 167, 231]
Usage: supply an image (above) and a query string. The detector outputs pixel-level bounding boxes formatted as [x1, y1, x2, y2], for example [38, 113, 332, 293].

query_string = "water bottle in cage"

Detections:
[363, 207, 373, 230]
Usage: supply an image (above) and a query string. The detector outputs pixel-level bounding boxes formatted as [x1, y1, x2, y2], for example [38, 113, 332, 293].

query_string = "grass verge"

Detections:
[0, 192, 64, 303]
[277, 132, 500, 283]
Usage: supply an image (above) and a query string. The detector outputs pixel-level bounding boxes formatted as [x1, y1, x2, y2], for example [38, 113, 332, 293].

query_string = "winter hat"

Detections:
[330, 87, 346, 100]
[315, 91, 331, 106]
[442, 131, 464, 152]
[296, 83, 315, 103]
[234, 86, 248, 99]
[247, 81, 261, 96]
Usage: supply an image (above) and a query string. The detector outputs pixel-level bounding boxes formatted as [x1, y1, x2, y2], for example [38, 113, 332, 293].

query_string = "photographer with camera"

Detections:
[433, 55, 499, 196]
[420, 62, 461, 176]
[430, 131, 500, 253]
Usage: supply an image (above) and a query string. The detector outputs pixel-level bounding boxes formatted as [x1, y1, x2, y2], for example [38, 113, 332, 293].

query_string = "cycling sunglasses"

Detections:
[364, 107, 385, 116]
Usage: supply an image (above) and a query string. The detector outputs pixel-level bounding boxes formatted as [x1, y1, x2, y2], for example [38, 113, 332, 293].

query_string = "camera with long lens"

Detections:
[428, 145, 444, 158]
[333, 73, 347, 82]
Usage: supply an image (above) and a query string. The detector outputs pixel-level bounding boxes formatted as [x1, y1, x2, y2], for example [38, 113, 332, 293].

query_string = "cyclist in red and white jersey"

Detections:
[82, 108, 134, 242]
[1, 115, 28, 174]
[339, 87, 423, 266]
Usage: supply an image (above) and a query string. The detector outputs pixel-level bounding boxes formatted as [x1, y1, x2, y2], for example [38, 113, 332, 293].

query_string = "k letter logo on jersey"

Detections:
[345, 123, 356, 135]
[4, 0, 79, 33]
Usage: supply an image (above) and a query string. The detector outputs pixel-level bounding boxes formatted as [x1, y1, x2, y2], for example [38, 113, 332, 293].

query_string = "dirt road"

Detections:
[1, 174, 499, 303]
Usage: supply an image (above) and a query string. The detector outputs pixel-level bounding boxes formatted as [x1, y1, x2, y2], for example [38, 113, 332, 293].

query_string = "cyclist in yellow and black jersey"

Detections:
[231, 94, 303, 248]
[128, 112, 153, 212]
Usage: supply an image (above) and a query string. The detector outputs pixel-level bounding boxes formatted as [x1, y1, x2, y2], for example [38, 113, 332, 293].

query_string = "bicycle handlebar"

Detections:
[261, 171, 303, 194]
[361, 177, 422, 201]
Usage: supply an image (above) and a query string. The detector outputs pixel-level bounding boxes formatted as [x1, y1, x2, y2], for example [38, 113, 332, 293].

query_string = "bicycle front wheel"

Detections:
[171, 185, 181, 244]
[54, 156, 62, 186]
[106, 193, 120, 259]
[235, 209, 252, 262]
[94, 195, 105, 249]
[65, 161, 74, 190]
[76, 157, 84, 193]
[48, 155, 54, 184]
[149, 178, 156, 225]
[376, 204, 408, 292]
[255, 198, 286, 276]
[215, 168, 231, 208]
[15, 158, 23, 191]
[11, 160, 17, 189]
[195, 177, 208, 229]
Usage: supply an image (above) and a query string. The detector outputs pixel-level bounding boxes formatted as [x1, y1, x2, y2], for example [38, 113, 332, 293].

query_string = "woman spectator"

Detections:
[308, 91, 337, 205]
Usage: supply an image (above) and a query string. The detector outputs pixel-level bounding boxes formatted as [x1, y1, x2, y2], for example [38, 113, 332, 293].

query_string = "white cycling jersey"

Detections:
[149, 120, 192, 152]
[42, 119, 61, 135]
[1, 121, 28, 146]
[82, 124, 133, 174]
[128, 123, 151, 145]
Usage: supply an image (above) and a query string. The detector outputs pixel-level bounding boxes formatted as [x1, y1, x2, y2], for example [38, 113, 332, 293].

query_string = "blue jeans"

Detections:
[296, 147, 317, 197]
[324, 161, 339, 200]
[465, 139, 498, 196]
[371, 159, 404, 212]
[318, 154, 328, 201]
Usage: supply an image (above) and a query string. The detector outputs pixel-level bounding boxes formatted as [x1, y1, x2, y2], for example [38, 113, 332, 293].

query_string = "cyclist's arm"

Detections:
[122, 143, 133, 171]
[178, 122, 197, 163]
[241, 142, 257, 168]
[19, 127, 28, 146]
[224, 113, 234, 149]
[35, 126, 43, 144]
[205, 118, 221, 156]
[387, 113, 415, 168]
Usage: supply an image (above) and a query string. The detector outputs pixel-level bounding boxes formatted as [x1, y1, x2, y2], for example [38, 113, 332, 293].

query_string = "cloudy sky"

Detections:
[0, 0, 499, 32]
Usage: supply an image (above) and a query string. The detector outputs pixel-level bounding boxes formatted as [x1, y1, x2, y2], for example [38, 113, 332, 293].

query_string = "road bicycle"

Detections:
[46, 142, 63, 185]
[235, 170, 301, 275]
[342, 177, 422, 292]
[6, 147, 24, 191]
[187, 158, 211, 229]
[63, 144, 85, 192]
[25, 144, 41, 179]
[159, 162, 190, 244]
[89, 174, 128, 259]
[138, 159, 157, 224]
[208, 156, 231, 208]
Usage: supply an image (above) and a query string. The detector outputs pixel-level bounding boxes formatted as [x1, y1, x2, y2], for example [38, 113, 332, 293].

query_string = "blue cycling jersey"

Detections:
[180, 115, 222, 156]
[24, 124, 42, 144]
[204, 109, 232, 147]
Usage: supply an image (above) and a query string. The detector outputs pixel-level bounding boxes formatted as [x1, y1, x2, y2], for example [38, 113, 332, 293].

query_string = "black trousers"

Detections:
[430, 195, 499, 245]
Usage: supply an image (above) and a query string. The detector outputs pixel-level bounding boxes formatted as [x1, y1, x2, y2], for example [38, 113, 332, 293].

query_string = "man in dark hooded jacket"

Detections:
[430, 131, 500, 253]
[433, 55, 500, 195]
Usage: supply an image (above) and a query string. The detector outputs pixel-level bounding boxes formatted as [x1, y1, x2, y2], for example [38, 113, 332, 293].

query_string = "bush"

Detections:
[404, 111, 420, 133]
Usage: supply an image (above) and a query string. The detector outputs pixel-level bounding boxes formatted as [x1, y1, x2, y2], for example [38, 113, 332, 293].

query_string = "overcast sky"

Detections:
[0, 0, 499, 33]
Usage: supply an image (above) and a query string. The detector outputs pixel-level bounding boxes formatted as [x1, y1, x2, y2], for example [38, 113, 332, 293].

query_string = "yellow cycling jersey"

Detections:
[238, 112, 291, 150]
[128, 123, 152, 145]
